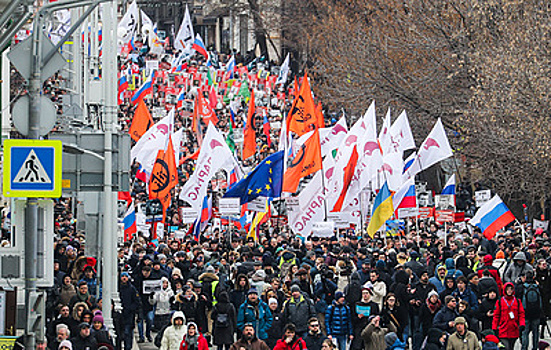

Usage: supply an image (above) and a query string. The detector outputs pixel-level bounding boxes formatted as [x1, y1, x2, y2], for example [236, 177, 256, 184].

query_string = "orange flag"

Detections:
[331, 145, 359, 212]
[287, 72, 323, 136]
[283, 129, 322, 193]
[129, 99, 154, 141]
[243, 90, 256, 159]
[149, 136, 178, 222]
[197, 89, 219, 126]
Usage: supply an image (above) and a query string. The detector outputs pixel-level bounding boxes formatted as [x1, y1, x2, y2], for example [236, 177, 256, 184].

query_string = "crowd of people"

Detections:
[35, 29, 551, 350]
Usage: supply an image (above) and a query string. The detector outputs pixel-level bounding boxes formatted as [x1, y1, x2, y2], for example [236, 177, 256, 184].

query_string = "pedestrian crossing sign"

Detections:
[3, 139, 62, 198]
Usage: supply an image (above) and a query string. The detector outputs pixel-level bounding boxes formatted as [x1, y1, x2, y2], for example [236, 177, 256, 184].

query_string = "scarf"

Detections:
[427, 299, 441, 313]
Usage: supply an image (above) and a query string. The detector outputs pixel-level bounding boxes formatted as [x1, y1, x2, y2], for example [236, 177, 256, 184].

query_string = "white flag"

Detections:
[388, 110, 416, 155]
[288, 171, 325, 237]
[276, 53, 290, 85]
[118, 1, 139, 43]
[171, 128, 184, 164]
[131, 109, 175, 174]
[46, 10, 71, 45]
[175, 5, 194, 51]
[296, 117, 348, 157]
[179, 124, 237, 211]
[405, 118, 453, 179]
[378, 107, 392, 154]
[326, 115, 367, 211]
[379, 151, 404, 192]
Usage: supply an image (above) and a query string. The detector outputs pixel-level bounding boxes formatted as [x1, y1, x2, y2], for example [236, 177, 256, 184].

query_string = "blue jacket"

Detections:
[325, 302, 352, 336]
[237, 300, 272, 340]
[452, 287, 479, 311]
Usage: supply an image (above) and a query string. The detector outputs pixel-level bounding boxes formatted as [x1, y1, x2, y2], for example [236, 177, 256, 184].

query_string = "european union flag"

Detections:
[224, 151, 284, 205]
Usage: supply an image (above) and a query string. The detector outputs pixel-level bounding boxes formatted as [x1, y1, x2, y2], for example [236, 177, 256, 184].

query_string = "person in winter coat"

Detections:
[211, 291, 236, 350]
[325, 291, 353, 350]
[503, 252, 534, 284]
[452, 276, 479, 311]
[71, 322, 98, 350]
[59, 275, 77, 306]
[369, 270, 387, 311]
[230, 324, 270, 350]
[273, 323, 307, 350]
[266, 298, 285, 349]
[345, 272, 363, 307]
[281, 285, 316, 336]
[119, 271, 140, 350]
[477, 255, 504, 293]
[381, 294, 407, 340]
[179, 322, 209, 350]
[492, 282, 526, 350]
[419, 291, 442, 337]
[230, 274, 250, 314]
[361, 315, 397, 350]
[433, 295, 459, 334]
[446, 317, 479, 350]
[482, 334, 500, 350]
[150, 277, 175, 330]
[492, 251, 508, 277]
[90, 312, 114, 348]
[424, 328, 447, 350]
[304, 317, 327, 350]
[535, 259, 551, 337]
[352, 286, 380, 350]
[389, 271, 410, 341]
[478, 288, 499, 331]
[478, 269, 500, 298]
[199, 267, 223, 308]
[439, 277, 456, 301]
[384, 332, 406, 350]
[518, 271, 542, 350]
[237, 288, 272, 340]
[445, 258, 463, 279]
[171, 287, 207, 333]
[161, 312, 187, 350]
[429, 265, 448, 294]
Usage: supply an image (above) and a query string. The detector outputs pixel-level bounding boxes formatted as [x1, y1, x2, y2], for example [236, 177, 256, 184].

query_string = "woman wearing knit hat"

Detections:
[180, 322, 209, 350]
[91, 311, 114, 350]
[59, 340, 73, 350]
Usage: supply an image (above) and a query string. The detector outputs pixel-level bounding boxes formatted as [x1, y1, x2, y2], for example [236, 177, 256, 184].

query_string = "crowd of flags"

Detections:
[118, 1, 518, 242]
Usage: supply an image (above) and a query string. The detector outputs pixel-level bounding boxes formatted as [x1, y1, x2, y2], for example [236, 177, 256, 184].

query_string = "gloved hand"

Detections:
[519, 325, 525, 333]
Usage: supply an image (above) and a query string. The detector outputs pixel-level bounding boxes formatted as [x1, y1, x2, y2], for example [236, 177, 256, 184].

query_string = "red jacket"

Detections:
[492, 283, 525, 339]
[273, 338, 306, 350]
[180, 333, 209, 350]
[477, 256, 504, 294]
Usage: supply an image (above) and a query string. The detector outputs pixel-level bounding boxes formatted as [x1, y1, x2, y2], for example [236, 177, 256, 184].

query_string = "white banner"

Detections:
[312, 222, 335, 237]
[219, 198, 241, 216]
[181, 207, 198, 223]
[475, 190, 491, 207]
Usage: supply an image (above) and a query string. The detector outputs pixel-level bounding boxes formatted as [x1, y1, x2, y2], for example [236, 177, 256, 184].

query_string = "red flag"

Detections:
[129, 99, 154, 141]
[149, 137, 178, 222]
[243, 90, 256, 159]
[283, 129, 322, 193]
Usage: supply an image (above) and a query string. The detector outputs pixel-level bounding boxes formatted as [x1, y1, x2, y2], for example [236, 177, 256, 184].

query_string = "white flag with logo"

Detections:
[131, 109, 175, 174]
[405, 118, 452, 179]
[378, 107, 392, 155]
[118, 1, 139, 43]
[179, 124, 237, 211]
[296, 117, 347, 157]
[387, 110, 416, 155]
[175, 5, 194, 51]
[288, 171, 325, 237]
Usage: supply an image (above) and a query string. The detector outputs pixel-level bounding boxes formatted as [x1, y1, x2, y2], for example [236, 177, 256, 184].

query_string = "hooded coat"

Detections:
[282, 294, 316, 335]
[150, 277, 174, 316]
[211, 291, 237, 345]
[445, 258, 463, 279]
[424, 328, 446, 350]
[161, 312, 187, 350]
[429, 265, 447, 294]
[503, 252, 534, 284]
[477, 255, 504, 293]
[492, 282, 526, 339]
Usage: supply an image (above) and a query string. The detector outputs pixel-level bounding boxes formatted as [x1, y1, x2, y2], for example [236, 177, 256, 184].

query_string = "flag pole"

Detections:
[515, 219, 527, 246]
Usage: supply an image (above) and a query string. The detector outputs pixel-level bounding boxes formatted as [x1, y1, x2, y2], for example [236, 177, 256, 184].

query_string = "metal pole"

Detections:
[25, 4, 42, 349]
[101, 0, 119, 331]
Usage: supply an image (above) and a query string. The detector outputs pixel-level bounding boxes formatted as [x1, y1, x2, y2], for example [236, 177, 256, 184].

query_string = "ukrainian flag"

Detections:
[367, 182, 394, 238]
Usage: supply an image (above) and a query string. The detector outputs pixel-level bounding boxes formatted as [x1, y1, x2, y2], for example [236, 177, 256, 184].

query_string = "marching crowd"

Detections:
[37, 34, 551, 350]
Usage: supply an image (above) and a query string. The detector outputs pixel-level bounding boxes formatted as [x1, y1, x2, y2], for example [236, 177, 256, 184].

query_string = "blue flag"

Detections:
[224, 151, 284, 205]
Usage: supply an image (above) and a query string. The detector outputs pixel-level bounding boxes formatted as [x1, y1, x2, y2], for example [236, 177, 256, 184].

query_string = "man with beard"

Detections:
[304, 317, 327, 350]
[273, 323, 307, 350]
[230, 324, 270, 350]
[237, 288, 272, 341]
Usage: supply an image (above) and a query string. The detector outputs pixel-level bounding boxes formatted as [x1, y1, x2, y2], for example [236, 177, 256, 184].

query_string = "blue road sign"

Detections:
[3, 140, 62, 197]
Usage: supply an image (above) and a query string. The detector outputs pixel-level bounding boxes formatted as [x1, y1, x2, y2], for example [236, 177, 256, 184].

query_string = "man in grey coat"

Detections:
[504, 252, 534, 283]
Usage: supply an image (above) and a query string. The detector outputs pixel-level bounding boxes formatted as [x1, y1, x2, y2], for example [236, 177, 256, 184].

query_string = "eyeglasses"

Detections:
[310, 324, 320, 327]
[387, 298, 396, 302]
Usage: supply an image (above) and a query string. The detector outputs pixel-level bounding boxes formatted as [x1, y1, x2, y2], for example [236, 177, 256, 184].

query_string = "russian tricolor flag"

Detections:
[191, 34, 208, 58]
[393, 178, 416, 214]
[403, 152, 416, 174]
[123, 203, 137, 241]
[176, 89, 186, 109]
[192, 195, 212, 241]
[441, 174, 456, 195]
[470, 194, 515, 239]
[131, 71, 155, 105]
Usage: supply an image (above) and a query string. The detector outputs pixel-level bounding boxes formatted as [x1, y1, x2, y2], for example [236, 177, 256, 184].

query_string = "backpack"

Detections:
[522, 283, 541, 319]
[215, 312, 230, 328]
